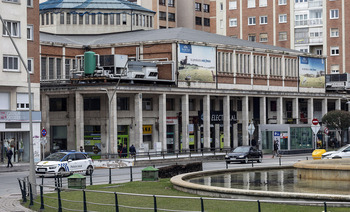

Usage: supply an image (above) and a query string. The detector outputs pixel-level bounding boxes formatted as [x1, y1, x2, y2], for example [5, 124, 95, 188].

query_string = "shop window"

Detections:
[117, 97, 129, 110]
[142, 98, 153, 111]
[84, 125, 101, 156]
[84, 97, 100, 110]
[50, 98, 67, 111]
[52, 126, 68, 152]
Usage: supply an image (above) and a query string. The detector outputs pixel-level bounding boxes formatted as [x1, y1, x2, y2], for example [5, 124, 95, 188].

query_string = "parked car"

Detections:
[36, 151, 94, 176]
[322, 144, 350, 159]
[225, 146, 263, 164]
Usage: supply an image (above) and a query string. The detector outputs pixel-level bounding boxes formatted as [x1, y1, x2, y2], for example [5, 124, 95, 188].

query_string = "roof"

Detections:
[39, 0, 155, 13]
[40, 27, 302, 54]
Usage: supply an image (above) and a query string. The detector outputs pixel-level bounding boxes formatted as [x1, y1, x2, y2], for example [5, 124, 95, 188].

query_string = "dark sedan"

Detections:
[225, 146, 263, 164]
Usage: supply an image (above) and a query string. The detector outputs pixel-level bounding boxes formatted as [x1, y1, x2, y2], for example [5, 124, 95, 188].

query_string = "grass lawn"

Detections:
[23, 178, 350, 212]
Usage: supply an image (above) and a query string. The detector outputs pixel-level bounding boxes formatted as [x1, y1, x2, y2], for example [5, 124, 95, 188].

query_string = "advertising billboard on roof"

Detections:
[178, 44, 216, 82]
[299, 56, 325, 88]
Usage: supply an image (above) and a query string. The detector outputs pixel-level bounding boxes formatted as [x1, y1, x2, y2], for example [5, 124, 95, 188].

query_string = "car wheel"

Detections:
[257, 156, 262, 163]
[86, 165, 94, 175]
[58, 168, 65, 176]
[332, 156, 342, 159]
[244, 157, 249, 164]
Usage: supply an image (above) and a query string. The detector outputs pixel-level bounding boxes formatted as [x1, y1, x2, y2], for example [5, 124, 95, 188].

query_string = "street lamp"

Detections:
[0, 15, 35, 194]
[101, 87, 118, 158]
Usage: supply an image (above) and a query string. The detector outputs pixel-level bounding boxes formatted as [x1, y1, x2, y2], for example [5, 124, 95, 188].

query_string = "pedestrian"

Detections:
[80, 146, 84, 152]
[251, 139, 257, 147]
[122, 144, 127, 158]
[272, 139, 279, 158]
[129, 144, 136, 158]
[6, 147, 13, 168]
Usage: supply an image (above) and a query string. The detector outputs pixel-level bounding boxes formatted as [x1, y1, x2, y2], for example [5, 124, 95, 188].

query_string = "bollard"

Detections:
[57, 188, 62, 212]
[279, 157, 281, 166]
[54, 174, 58, 188]
[109, 168, 112, 184]
[83, 190, 87, 212]
[200, 197, 204, 212]
[130, 166, 133, 182]
[40, 185, 45, 210]
[251, 159, 254, 167]
[153, 195, 157, 212]
[257, 200, 261, 212]
[29, 183, 33, 206]
[90, 172, 93, 185]
[115, 192, 119, 212]
[41, 175, 44, 185]
[324, 202, 327, 212]
[23, 180, 27, 203]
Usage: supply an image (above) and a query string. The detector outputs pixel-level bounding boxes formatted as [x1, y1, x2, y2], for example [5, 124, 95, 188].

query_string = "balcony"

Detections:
[308, 18, 322, 26]
[309, 0, 322, 8]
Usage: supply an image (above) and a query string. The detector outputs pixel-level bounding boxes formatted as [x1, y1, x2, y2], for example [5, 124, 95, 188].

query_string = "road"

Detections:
[0, 154, 310, 196]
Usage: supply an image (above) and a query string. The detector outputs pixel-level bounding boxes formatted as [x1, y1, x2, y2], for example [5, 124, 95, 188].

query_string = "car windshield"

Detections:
[43, 153, 66, 161]
[232, 146, 250, 153]
[337, 144, 350, 152]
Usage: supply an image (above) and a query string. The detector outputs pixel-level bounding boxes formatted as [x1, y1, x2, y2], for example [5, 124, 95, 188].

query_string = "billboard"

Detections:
[178, 44, 216, 82]
[299, 56, 325, 88]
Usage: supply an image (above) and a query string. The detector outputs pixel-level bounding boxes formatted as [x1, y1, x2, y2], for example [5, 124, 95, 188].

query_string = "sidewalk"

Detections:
[0, 194, 33, 212]
[0, 163, 30, 173]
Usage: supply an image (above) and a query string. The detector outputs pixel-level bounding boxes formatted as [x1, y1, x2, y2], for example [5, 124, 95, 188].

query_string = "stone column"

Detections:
[134, 93, 143, 150]
[203, 95, 211, 150]
[215, 98, 220, 150]
[75, 92, 84, 150]
[259, 97, 267, 125]
[223, 95, 230, 149]
[336, 98, 341, 110]
[277, 97, 283, 124]
[308, 98, 314, 124]
[159, 93, 167, 152]
[181, 94, 189, 152]
[110, 93, 117, 154]
[293, 98, 299, 124]
[322, 98, 328, 114]
[242, 96, 249, 146]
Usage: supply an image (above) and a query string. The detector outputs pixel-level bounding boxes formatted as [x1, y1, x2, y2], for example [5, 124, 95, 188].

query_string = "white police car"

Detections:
[36, 151, 94, 176]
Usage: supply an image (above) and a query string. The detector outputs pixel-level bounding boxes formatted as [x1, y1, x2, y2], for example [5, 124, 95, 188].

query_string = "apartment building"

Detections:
[214, 0, 349, 74]
[0, 0, 41, 162]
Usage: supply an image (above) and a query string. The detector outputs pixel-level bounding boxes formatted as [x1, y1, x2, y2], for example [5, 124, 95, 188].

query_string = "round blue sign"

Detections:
[41, 129, 47, 137]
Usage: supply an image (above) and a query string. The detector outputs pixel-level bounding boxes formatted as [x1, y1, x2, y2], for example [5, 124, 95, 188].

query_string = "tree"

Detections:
[322, 110, 350, 146]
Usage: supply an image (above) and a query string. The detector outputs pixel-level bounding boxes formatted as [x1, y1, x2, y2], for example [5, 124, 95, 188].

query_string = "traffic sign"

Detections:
[312, 118, 319, 125]
[324, 127, 329, 135]
[41, 128, 47, 137]
[311, 123, 320, 135]
[248, 123, 255, 135]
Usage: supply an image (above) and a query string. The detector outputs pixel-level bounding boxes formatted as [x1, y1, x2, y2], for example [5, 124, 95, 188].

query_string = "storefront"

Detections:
[260, 124, 314, 154]
[84, 125, 101, 159]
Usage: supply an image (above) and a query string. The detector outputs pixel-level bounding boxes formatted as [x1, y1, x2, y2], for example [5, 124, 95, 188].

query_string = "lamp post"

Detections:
[101, 87, 118, 158]
[0, 15, 35, 194]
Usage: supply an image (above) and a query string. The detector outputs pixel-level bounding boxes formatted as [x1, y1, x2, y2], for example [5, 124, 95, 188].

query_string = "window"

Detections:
[248, 0, 255, 8]
[27, 58, 33, 73]
[203, 4, 210, 12]
[2, 20, 20, 37]
[166, 98, 175, 110]
[189, 99, 196, 111]
[50, 98, 67, 111]
[50, 13, 54, 24]
[122, 14, 127, 25]
[204, 18, 210, 26]
[66, 13, 71, 24]
[168, 0, 174, 7]
[27, 0, 33, 6]
[85, 14, 89, 24]
[259, 0, 267, 7]
[279, 14, 287, 23]
[229, 1, 237, 10]
[248, 17, 256, 25]
[27, 25, 33, 40]
[295, 14, 307, 26]
[159, 0, 165, 6]
[195, 3, 201, 11]
[142, 98, 153, 111]
[46, 13, 49, 25]
[330, 28, 339, 37]
[116, 14, 120, 25]
[41, 14, 44, 25]
[229, 18, 237, 27]
[196, 17, 202, 25]
[17, 93, 33, 110]
[98, 14, 102, 25]
[110, 14, 114, 25]
[0, 93, 10, 110]
[117, 97, 129, 110]
[270, 101, 277, 112]
[331, 65, 339, 74]
[279, 32, 287, 41]
[295, 0, 308, 2]
[60, 13, 64, 24]
[72, 14, 77, 24]
[220, 2, 223, 10]
[260, 33, 268, 42]
[168, 13, 175, 22]
[104, 14, 108, 25]
[248, 34, 256, 42]
[316, 49, 322, 55]
[330, 9, 339, 19]
[330, 46, 339, 56]
[260, 16, 267, 24]
[279, 0, 287, 5]
[3, 0, 19, 2]
[3, 55, 19, 71]
[159, 12, 166, 21]
[84, 97, 100, 110]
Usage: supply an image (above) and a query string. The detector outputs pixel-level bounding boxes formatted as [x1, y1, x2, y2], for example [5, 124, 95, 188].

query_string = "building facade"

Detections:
[39, 27, 347, 159]
[0, 0, 41, 162]
[214, 0, 350, 74]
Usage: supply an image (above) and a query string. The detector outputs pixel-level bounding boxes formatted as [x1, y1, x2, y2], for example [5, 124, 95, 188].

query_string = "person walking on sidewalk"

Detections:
[6, 147, 13, 168]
